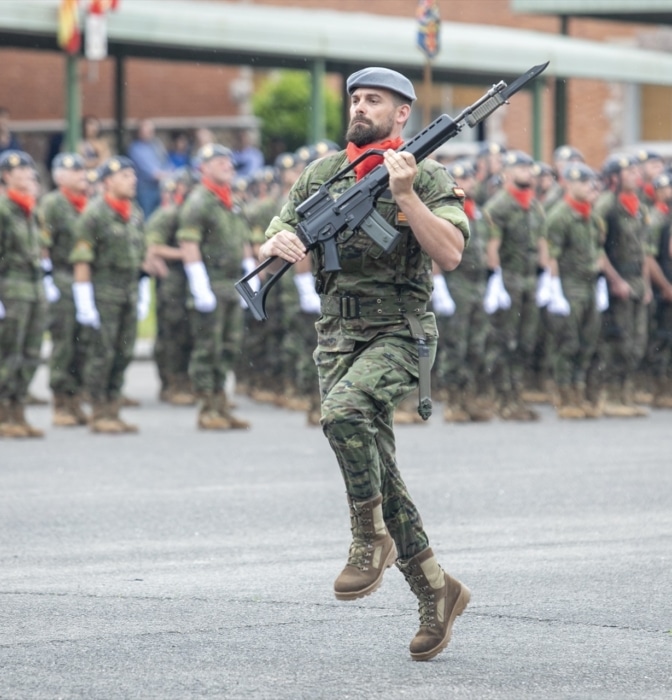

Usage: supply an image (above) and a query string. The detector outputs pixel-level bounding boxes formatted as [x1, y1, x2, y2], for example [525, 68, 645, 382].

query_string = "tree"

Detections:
[252, 70, 342, 160]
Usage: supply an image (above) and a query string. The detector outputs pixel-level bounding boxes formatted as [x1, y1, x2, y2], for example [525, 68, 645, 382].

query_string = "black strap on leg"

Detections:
[404, 312, 432, 421]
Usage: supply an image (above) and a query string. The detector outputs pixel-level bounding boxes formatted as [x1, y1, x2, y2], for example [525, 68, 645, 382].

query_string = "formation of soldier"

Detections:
[1, 136, 671, 438]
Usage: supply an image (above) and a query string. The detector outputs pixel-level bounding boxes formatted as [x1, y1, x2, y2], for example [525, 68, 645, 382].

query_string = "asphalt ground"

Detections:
[1, 362, 671, 700]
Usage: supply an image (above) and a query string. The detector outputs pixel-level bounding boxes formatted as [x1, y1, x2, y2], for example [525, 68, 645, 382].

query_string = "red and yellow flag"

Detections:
[58, 0, 81, 54]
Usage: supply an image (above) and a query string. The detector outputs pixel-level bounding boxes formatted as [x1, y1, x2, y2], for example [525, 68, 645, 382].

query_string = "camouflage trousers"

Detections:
[491, 273, 540, 394]
[284, 311, 320, 397]
[47, 281, 87, 395]
[434, 278, 489, 391]
[188, 295, 242, 395]
[0, 297, 47, 402]
[645, 300, 672, 379]
[599, 295, 649, 385]
[82, 298, 137, 402]
[315, 333, 437, 559]
[154, 281, 192, 389]
[548, 288, 600, 387]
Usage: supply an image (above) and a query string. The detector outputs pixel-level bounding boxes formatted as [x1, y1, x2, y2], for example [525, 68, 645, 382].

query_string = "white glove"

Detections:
[595, 276, 609, 312]
[497, 271, 512, 310]
[535, 268, 553, 308]
[431, 274, 456, 316]
[0, 299, 5, 320]
[41, 258, 61, 303]
[293, 271, 321, 314]
[547, 276, 571, 316]
[185, 261, 217, 313]
[484, 267, 510, 314]
[137, 276, 151, 320]
[72, 281, 101, 329]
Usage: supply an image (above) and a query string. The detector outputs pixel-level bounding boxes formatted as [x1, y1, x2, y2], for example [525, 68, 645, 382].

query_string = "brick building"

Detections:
[1, 0, 671, 170]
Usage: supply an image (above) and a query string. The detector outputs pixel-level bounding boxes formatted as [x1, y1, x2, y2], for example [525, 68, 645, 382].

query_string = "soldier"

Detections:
[543, 144, 585, 213]
[474, 142, 506, 205]
[177, 143, 251, 430]
[484, 150, 549, 420]
[0, 150, 47, 438]
[433, 160, 492, 422]
[594, 154, 651, 417]
[144, 169, 196, 405]
[69, 156, 145, 433]
[635, 149, 665, 209]
[544, 163, 608, 419]
[37, 153, 90, 427]
[260, 67, 471, 661]
[643, 171, 672, 408]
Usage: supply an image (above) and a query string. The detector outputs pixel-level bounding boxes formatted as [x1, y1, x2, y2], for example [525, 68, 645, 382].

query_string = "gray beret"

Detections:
[52, 153, 85, 171]
[346, 67, 416, 103]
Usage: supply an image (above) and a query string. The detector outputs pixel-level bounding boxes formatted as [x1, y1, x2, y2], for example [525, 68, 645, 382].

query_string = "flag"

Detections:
[416, 0, 440, 59]
[58, 0, 81, 54]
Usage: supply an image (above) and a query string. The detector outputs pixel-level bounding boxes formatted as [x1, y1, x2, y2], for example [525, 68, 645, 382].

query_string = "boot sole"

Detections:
[410, 583, 471, 662]
[334, 545, 397, 601]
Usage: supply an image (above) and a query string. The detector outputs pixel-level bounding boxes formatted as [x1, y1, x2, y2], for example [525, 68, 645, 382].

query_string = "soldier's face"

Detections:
[202, 156, 235, 185]
[106, 167, 137, 199]
[619, 164, 639, 192]
[4, 165, 34, 193]
[567, 178, 593, 202]
[455, 174, 475, 199]
[63, 168, 88, 193]
[346, 88, 402, 146]
[643, 159, 664, 181]
[508, 164, 533, 188]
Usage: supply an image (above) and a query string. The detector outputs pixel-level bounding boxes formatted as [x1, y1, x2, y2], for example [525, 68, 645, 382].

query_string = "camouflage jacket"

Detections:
[36, 189, 82, 287]
[544, 198, 604, 293]
[145, 203, 188, 301]
[69, 195, 145, 304]
[176, 185, 250, 297]
[594, 190, 649, 298]
[265, 151, 469, 350]
[484, 189, 546, 277]
[645, 203, 672, 283]
[0, 195, 43, 302]
[446, 204, 488, 287]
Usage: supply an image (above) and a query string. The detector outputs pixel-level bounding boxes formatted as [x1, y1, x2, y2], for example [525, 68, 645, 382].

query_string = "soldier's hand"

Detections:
[385, 149, 417, 198]
[610, 277, 631, 300]
[259, 230, 306, 264]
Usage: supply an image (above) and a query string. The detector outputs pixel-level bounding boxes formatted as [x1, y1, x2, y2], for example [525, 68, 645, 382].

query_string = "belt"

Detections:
[320, 293, 432, 420]
[320, 294, 427, 319]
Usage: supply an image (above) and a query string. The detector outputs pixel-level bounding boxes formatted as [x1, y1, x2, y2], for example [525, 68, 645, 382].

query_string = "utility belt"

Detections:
[320, 293, 433, 420]
[0, 268, 41, 283]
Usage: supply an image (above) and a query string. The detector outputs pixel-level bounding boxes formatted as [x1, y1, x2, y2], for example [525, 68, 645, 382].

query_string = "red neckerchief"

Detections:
[346, 137, 405, 181]
[564, 194, 592, 220]
[104, 193, 132, 222]
[463, 197, 477, 221]
[60, 187, 88, 214]
[656, 201, 670, 215]
[174, 192, 184, 207]
[643, 182, 656, 202]
[6, 189, 35, 217]
[506, 184, 534, 211]
[202, 177, 233, 210]
[618, 192, 640, 217]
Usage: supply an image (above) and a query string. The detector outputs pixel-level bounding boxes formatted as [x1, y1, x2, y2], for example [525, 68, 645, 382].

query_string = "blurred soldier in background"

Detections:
[0, 150, 46, 438]
[37, 153, 90, 427]
[474, 142, 505, 205]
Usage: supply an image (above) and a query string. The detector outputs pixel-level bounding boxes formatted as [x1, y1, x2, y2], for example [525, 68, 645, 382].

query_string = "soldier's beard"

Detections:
[346, 115, 394, 147]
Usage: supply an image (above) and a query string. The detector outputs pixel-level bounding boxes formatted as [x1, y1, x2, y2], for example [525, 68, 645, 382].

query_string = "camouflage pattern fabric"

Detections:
[266, 151, 468, 559]
[0, 196, 47, 401]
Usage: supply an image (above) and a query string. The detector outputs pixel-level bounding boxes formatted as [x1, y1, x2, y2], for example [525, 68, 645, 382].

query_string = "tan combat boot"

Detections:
[462, 389, 493, 422]
[306, 394, 322, 427]
[52, 393, 79, 427]
[581, 383, 604, 418]
[652, 378, 672, 409]
[69, 394, 89, 425]
[603, 383, 645, 418]
[215, 391, 250, 429]
[556, 385, 586, 420]
[197, 394, 231, 430]
[109, 399, 139, 433]
[89, 400, 125, 434]
[334, 494, 397, 601]
[10, 400, 44, 438]
[0, 399, 28, 438]
[397, 547, 471, 661]
[442, 389, 470, 423]
[168, 375, 196, 406]
[497, 391, 539, 421]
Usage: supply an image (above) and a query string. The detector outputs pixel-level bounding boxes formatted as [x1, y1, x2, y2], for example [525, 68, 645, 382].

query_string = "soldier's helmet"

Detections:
[601, 153, 636, 177]
[195, 143, 233, 166]
[553, 144, 585, 163]
[445, 160, 476, 180]
[503, 150, 535, 168]
[563, 162, 596, 182]
[295, 144, 318, 165]
[51, 153, 85, 172]
[634, 148, 663, 164]
[252, 166, 276, 185]
[313, 139, 341, 158]
[0, 149, 36, 171]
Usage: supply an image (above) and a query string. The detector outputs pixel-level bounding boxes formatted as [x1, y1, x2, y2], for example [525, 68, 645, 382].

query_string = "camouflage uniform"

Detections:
[483, 188, 546, 406]
[266, 152, 469, 559]
[145, 203, 192, 396]
[69, 196, 145, 403]
[0, 194, 47, 410]
[177, 183, 250, 397]
[37, 189, 87, 399]
[545, 197, 603, 392]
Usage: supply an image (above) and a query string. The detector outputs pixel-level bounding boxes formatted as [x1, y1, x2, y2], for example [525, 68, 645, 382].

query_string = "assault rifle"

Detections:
[236, 61, 549, 321]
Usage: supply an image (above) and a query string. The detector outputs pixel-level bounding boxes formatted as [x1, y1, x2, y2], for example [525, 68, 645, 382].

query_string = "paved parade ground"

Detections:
[1, 362, 671, 700]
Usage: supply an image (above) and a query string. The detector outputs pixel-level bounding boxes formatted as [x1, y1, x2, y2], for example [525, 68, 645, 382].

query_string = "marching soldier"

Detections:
[37, 153, 90, 427]
[69, 156, 145, 433]
[0, 150, 47, 438]
[177, 143, 251, 430]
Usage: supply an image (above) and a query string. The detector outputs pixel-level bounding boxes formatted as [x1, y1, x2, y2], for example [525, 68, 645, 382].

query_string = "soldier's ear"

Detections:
[396, 103, 411, 125]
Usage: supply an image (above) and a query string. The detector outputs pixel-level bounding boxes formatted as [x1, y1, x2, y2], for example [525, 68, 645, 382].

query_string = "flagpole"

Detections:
[423, 58, 432, 127]
[65, 54, 81, 152]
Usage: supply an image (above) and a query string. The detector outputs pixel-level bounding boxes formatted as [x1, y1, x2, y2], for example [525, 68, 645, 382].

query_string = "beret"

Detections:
[503, 150, 534, 168]
[99, 156, 135, 179]
[197, 143, 233, 163]
[634, 148, 663, 163]
[52, 153, 85, 171]
[653, 171, 672, 189]
[532, 161, 554, 177]
[346, 67, 416, 102]
[477, 142, 506, 158]
[274, 152, 300, 171]
[0, 150, 35, 170]
[446, 160, 476, 179]
[563, 163, 596, 182]
[602, 153, 636, 176]
[553, 145, 585, 163]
